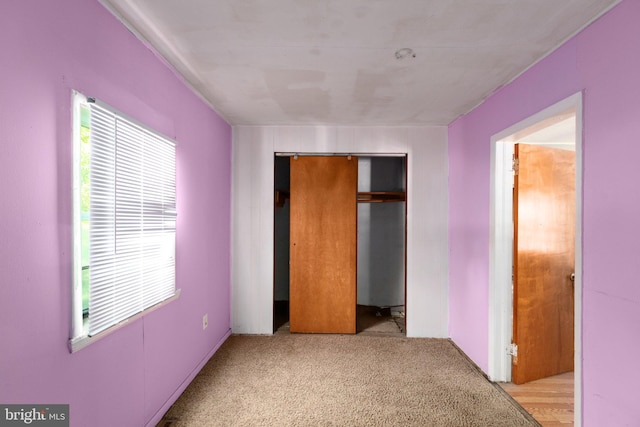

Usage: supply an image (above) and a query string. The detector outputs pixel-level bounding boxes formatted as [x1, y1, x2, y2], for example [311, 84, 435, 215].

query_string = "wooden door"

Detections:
[289, 156, 357, 334]
[512, 144, 575, 384]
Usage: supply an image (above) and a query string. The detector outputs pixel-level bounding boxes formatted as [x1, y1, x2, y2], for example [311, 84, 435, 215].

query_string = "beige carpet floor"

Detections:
[160, 334, 537, 426]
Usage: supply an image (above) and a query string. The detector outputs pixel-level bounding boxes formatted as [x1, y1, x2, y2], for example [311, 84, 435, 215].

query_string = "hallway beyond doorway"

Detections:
[501, 372, 574, 426]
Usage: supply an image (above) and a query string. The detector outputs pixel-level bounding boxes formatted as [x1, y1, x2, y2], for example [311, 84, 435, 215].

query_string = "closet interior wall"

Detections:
[358, 157, 406, 311]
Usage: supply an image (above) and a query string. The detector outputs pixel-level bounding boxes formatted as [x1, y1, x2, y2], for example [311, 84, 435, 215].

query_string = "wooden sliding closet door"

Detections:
[289, 156, 357, 334]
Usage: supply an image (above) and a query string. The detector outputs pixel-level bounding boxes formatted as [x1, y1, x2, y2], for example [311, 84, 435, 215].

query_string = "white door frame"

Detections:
[488, 92, 583, 424]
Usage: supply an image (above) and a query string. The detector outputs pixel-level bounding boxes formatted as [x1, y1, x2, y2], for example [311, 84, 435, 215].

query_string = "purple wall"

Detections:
[0, 1, 232, 426]
[449, 1, 640, 424]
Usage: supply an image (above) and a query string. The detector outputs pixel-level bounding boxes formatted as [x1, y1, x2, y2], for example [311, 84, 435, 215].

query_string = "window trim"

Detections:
[69, 290, 180, 352]
[69, 90, 180, 353]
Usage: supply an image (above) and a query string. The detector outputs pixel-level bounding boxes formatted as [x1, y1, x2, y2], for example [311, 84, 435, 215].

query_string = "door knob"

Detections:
[570, 273, 575, 282]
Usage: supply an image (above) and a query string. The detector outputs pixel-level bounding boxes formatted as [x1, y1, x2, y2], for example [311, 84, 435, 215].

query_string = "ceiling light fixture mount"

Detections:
[395, 48, 416, 60]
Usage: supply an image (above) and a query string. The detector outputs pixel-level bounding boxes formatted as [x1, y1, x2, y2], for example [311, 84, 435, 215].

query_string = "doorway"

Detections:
[273, 154, 407, 336]
[489, 93, 583, 424]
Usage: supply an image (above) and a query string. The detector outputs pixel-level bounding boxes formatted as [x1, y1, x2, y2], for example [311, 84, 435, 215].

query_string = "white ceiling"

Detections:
[101, 0, 618, 126]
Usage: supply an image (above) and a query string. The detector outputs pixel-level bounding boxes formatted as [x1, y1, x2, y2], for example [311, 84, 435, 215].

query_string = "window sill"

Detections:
[68, 289, 181, 353]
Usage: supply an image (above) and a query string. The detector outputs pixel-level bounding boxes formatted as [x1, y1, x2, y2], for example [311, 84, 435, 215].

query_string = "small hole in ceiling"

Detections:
[395, 48, 416, 60]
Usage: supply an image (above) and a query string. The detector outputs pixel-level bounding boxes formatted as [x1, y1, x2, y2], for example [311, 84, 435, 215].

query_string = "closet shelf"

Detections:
[277, 190, 406, 206]
[357, 191, 406, 203]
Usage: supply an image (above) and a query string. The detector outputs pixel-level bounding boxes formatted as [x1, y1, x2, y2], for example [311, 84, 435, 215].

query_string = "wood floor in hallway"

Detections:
[500, 372, 574, 426]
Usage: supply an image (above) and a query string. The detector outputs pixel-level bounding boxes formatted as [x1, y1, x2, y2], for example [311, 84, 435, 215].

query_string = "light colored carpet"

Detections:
[161, 335, 537, 426]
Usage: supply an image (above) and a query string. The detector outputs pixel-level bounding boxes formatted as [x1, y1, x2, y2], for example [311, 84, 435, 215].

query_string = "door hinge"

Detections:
[512, 157, 519, 176]
[507, 343, 518, 357]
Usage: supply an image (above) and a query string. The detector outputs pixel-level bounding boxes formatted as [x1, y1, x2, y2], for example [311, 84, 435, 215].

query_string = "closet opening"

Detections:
[273, 154, 407, 336]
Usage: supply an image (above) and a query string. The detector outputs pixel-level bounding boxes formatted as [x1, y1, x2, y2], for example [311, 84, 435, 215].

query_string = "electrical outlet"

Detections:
[202, 313, 208, 330]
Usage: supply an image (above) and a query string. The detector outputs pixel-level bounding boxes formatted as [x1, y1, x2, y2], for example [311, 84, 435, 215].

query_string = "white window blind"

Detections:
[88, 100, 176, 336]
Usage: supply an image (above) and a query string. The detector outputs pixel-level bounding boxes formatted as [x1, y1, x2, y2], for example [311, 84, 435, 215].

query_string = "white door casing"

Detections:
[488, 93, 583, 424]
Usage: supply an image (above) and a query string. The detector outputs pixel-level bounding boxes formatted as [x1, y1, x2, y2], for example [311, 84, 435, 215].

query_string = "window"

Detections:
[70, 91, 178, 352]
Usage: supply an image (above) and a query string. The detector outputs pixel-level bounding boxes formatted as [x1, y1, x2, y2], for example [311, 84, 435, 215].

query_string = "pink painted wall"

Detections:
[449, 1, 640, 424]
[0, 1, 232, 426]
